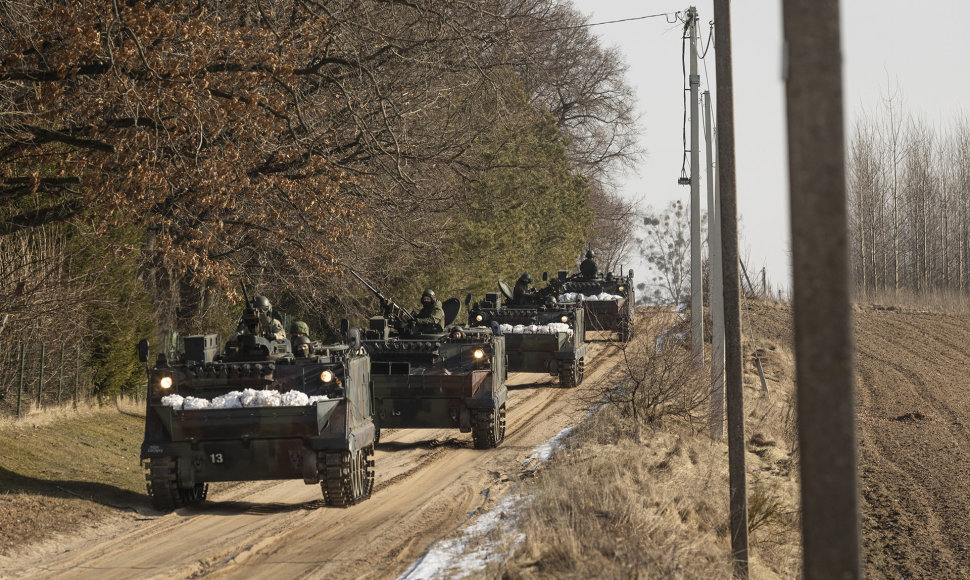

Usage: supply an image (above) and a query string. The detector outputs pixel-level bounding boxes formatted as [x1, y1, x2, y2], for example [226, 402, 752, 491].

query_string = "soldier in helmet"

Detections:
[414, 289, 445, 332]
[290, 320, 310, 340]
[512, 272, 535, 305]
[252, 295, 286, 340]
[580, 249, 599, 278]
[292, 334, 313, 358]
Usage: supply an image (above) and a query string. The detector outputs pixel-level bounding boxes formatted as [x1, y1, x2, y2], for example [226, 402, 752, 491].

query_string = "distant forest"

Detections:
[0, 0, 643, 401]
[847, 91, 970, 300]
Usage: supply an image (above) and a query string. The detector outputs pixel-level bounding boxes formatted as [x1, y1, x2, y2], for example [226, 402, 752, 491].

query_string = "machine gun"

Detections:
[237, 280, 261, 335]
[349, 270, 416, 324]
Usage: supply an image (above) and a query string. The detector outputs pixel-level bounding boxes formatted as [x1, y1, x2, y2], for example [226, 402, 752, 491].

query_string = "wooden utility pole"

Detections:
[782, 1, 861, 578]
[712, 1, 749, 576]
[687, 6, 704, 366]
[705, 90, 725, 439]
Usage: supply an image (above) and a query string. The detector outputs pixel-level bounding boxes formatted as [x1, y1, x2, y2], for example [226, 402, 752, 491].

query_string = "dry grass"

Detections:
[491, 306, 802, 579]
[0, 396, 144, 431]
[0, 399, 148, 556]
[855, 288, 970, 314]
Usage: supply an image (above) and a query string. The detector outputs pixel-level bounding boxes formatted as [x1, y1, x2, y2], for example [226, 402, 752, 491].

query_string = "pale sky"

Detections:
[569, 0, 969, 292]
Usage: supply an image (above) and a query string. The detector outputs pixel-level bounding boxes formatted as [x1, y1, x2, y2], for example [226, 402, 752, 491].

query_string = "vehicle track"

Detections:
[2, 343, 620, 579]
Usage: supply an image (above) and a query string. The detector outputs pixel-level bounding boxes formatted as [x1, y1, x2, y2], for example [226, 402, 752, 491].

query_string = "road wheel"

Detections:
[320, 447, 374, 507]
[145, 457, 207, 511]
[471, 406, 504, 449]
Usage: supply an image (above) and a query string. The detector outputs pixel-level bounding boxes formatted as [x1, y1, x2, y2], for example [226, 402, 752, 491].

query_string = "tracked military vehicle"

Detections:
[467, 277, 586, 388]
[138, 296, 376, 511]
[556, 266, 636, 342]
[352, 272, 507, 449]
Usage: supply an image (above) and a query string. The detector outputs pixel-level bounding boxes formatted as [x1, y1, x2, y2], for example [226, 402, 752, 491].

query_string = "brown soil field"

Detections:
[750, 302, 970, 578]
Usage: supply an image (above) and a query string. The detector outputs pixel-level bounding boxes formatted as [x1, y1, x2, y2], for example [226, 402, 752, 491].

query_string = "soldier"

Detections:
[580, 250, 599, 278]
[292, 334, 313, 358]
[290, 320, 310, 340]
[252, 295, 286, 340]
[414, 289, 445, 332]
[512, 273, 535, 305]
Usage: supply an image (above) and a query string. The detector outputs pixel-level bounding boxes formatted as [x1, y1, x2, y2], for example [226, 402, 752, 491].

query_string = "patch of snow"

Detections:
[399, 425, 583, 579]
[160, 388, 332, 409]
[160, 394, 185, 409]
[281, 390, 310, 406]
[499, 322, 573, 338]
[211, 391, 243, 409]
[397, 493, 526, 580]
[182, 396, 211, 410]
[557, 292, 585, 303]
[586, 292, 623, 301]
[521, 425, 575, 472]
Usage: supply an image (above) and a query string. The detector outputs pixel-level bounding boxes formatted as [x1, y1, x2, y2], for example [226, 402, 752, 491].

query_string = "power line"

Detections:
[542, 11, 682, 33]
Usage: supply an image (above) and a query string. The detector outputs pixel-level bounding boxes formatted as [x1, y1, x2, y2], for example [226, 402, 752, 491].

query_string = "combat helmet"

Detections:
[292, 334, 312, 357]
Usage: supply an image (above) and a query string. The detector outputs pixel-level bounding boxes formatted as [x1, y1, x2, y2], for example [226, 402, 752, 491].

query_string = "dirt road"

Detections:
[1, 342, 621, 579]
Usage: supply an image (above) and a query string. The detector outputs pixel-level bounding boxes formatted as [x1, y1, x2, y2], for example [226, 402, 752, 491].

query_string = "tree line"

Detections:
[847, 92, 970, 299]
[0, 0, 640, 403]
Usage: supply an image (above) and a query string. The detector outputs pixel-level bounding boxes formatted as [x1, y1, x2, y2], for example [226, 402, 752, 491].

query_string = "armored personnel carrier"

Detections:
[352, 272, 507, 449]
[467, 278, 586, 388]
[138, 297, 375, 511]
[557, 266, 636, 343]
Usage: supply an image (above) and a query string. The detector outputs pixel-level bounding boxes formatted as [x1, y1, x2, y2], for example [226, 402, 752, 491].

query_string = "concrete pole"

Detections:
[712, 0, 749, 575]
[705, 91, 725, 440]
[688, 6, 704, 365]
[782, 0, 861, 577]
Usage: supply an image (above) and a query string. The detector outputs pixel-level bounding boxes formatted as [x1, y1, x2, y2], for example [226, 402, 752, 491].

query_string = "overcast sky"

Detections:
[568, 0, 969, 292]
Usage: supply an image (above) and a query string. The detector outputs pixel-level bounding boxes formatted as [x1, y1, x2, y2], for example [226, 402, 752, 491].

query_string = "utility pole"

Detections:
[712, 1, 749, 576]
[705, 90, 725, 440]
[782, 0, 861, 578]
[687, 6, 704, 365]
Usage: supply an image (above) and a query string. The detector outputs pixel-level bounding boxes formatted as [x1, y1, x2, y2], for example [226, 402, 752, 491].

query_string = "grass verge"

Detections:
[0, 399, 148, 555]
[492, 305, 802, 579]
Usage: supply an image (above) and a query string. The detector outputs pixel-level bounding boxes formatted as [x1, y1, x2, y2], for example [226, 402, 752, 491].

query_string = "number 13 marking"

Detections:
[210, 453, 224, 464]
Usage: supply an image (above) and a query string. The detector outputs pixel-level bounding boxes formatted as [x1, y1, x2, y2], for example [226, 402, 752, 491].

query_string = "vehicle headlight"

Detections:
[473, 349, 485, 360]
[475, 314, 483, 322]
[159, 376, 173, 390]
[561, 315, 568, 323]
[618, 285, 625, 292]
[321, 370, 334, 383]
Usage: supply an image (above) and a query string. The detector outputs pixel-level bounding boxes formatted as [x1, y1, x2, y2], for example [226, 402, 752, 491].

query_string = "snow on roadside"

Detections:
[521, 425, 575, 473]
[397, 425, 577, 580]
[397, 492, 525, 580]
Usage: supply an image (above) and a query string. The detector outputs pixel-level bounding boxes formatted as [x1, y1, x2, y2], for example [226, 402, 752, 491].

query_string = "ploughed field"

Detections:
[0, 340, 621, 579]
[752, 303, 970, 578]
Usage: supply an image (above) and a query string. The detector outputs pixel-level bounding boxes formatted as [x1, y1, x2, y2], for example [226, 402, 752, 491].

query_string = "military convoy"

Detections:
[138, 251, 633, 509]
[557, 259, 636, 343]
[352, 273, 507, 449]
[466, 277, 586, 388]
[138, 295, 376, 511]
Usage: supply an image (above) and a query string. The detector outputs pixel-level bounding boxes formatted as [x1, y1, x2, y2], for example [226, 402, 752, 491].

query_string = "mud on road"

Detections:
[0, 341, 623, 579]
